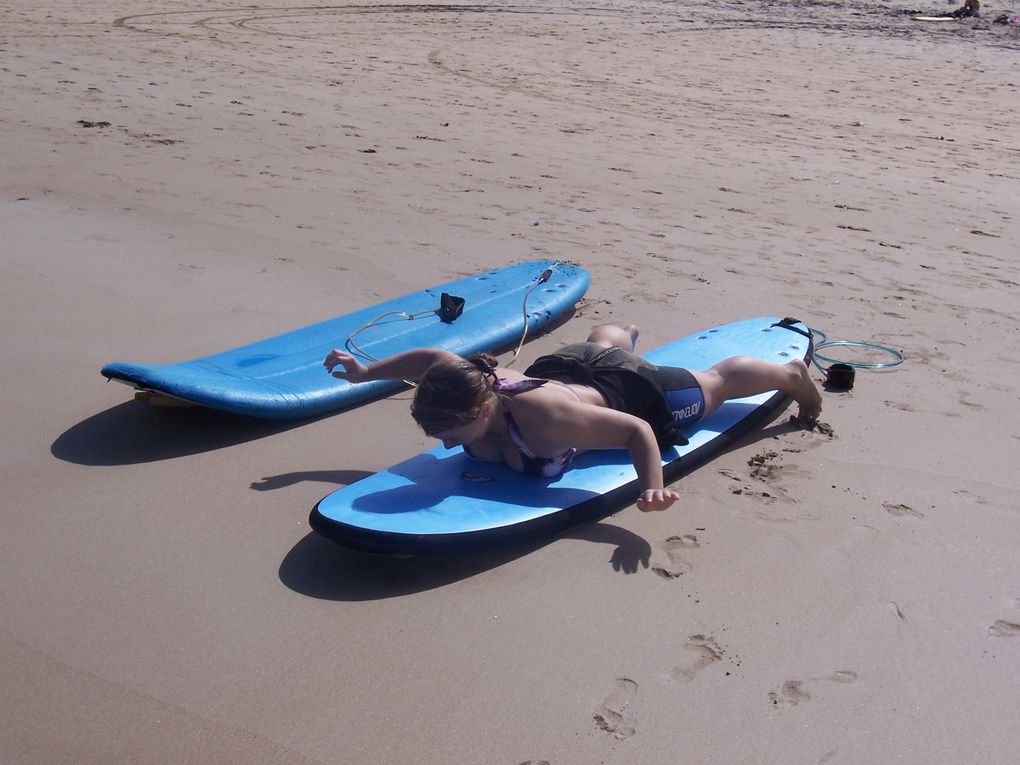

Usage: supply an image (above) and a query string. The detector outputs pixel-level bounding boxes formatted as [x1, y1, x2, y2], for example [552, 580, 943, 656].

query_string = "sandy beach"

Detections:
[2, 1, 1019, 762]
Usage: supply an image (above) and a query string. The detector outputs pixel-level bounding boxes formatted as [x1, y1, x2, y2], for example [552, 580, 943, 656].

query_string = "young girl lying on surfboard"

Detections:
[323, 324, 821, 513]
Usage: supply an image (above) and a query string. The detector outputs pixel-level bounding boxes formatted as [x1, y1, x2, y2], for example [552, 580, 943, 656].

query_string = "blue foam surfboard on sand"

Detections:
[101, 260, 589, 418]
[310, 316, 814, 554]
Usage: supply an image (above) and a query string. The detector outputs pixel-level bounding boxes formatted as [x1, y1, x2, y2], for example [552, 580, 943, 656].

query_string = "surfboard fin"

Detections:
[134, 390, 198, 408]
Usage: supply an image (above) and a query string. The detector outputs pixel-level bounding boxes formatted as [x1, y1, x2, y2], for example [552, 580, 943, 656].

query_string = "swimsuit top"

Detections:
[465, 377, 578, 478]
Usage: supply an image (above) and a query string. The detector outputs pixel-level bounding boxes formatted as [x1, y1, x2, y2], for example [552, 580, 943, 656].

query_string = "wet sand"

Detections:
[2, 1, 1019, 763]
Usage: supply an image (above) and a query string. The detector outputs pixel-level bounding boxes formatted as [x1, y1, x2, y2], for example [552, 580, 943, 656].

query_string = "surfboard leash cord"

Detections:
[805, 327, 905, 372]
[343, 262, 560, 378]
[811, 340, 905, 371]
[771, 317, 904, 372]
[505, 264, 556, 367]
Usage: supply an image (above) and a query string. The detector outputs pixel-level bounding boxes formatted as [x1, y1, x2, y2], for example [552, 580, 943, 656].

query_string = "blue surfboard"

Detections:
[310, 316, 814, 553]
[101, 260, 589, 418]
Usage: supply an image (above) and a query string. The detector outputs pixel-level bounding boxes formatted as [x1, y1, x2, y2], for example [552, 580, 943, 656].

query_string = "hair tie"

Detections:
[469, 354, 497, 381]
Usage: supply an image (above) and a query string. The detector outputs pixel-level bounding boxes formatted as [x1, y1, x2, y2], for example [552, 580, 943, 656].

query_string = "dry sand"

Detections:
[2, 1, 1019, 763]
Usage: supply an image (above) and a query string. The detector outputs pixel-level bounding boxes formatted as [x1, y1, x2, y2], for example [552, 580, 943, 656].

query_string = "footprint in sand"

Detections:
[988, 620, 1020, 637]
[827, 670, 859, 684]
[769, 671, 858, 708]
[748, 450, 781, 481]
[593, 678, 637, 740]
[953, 489, 989, 506]
[673, 634, 723, 682]
[883, 502, 925, 518]
[883, 400, 915, 412]
[651, 535, 700, 579]
[768, 680, 812, 708]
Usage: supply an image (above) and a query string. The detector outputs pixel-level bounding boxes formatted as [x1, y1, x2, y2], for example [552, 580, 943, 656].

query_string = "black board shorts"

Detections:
[525, 343, 704, 448]
[656, 366, 706, 429]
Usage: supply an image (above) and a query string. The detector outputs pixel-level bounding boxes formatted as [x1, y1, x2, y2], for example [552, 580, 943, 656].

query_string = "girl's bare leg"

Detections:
[691, 356, 822, 423]
[587, 324, 640, 351]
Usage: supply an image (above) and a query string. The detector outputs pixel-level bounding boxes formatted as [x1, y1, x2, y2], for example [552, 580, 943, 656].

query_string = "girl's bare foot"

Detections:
[623, 324, 640, 351]
[587, 323, 641, 351]
[789, 359, 822, 422]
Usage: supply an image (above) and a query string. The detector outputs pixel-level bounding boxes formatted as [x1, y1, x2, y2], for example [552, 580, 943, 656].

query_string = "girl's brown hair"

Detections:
[411, 354, 498, 436]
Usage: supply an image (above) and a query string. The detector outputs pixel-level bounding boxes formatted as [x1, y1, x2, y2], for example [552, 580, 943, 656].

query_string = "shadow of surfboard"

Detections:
[277, 521, 653, 601]
[50, 400, 321, 466]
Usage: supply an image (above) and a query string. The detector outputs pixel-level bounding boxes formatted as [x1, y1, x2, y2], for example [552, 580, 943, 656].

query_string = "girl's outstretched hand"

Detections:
[323, 349, 368, 382]
[636, 488, 680, 512]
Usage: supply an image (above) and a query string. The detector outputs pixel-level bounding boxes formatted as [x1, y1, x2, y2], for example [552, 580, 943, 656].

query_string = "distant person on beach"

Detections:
[324, 323, 822, 512]
[951, 0, 980, 17]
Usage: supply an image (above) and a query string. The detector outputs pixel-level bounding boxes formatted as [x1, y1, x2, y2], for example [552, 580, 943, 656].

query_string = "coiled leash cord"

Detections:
[806, 327, 904, 390]
[807, 327, 905, 372]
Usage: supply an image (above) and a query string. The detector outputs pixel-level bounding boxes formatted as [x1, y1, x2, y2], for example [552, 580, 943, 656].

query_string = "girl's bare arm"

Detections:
[323, 348, 459, 383]
[511, 395, 680, 512]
